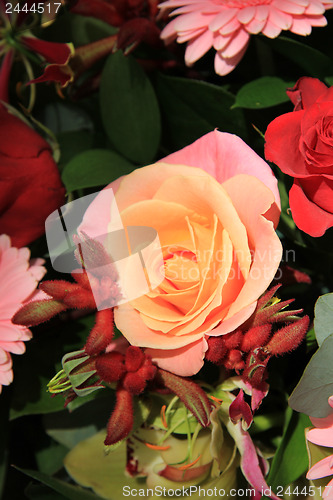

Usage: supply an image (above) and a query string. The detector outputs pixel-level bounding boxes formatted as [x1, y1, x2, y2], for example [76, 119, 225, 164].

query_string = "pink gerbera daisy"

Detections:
[159, 0, 333, 75]
[0, 235, 45, 393]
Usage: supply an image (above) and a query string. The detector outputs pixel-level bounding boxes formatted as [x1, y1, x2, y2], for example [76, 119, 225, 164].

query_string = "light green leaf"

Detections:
[62, 149, 134, 192]
[100, 52, 161, 164]
[289, 334, 333, 418]
[233, 77, 293, 109]
[314, 293, 333, 347]
[267, 408, 311, 493]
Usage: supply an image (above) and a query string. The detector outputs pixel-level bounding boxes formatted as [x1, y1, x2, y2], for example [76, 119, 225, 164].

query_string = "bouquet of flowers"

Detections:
[1, 1, 333, 499]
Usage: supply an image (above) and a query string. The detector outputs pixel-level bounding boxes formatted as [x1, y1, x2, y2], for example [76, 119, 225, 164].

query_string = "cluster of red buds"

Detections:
[12, 236, 212, 446]
[206, 285, 310, 392]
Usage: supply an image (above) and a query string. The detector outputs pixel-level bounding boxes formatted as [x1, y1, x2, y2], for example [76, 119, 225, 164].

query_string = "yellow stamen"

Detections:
[177, 455, 202, 470]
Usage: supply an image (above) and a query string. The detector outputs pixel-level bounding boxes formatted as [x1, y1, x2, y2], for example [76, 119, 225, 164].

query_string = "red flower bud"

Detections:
[123, 372, 147, 395]
[125, 346, 145, 372]
[205, 336, 227, 364]
[222, 330, 243, 350]
[240, 324, 272, 352]
[224, 349, 244, 371]
[95, 352, 125, 383]
[85, 309, 114, 356]
[265, 315, 310, 356]
[12, 299, 67, 327]
[105, 386, 134, 446]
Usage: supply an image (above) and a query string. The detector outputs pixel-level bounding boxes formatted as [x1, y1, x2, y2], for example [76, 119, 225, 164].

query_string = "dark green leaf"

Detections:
[62, 149, 134, 192]
[100, 52, 161, 164]
[314, 293, 333, 347]
[266, 408, 311, 493]
[266, 36, 333, 78]
[155, 74, 247, 150]
[289, 334, 333, 418]
[9, 315, 95, 420]
[35, 441, 68, 476]
[25, 482, 66, 500]
[0, 389, 10, 497]
[44, 395, 113, 449]
[70, 15, 117, 46]
[15, 468, 100, 500]
[57, 131, 94, 171]
[233, 77, 293, 109]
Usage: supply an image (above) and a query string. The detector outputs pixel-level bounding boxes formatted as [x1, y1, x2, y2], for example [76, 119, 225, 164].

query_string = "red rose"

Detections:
[0, 105, 65, 247]
[265, 77, 333, 237]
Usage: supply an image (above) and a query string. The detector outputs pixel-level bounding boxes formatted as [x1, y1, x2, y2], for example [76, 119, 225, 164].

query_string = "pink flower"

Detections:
[306, 397, 333, 499]
[159, 0, 333, 75]
[0, 235, 45, 393]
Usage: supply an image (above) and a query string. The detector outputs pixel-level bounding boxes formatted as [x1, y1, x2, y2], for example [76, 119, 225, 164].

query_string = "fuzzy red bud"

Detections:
[85, 309, 114, 356]
[241, 324, 272, 352]
[125, 346, 145, 372]
[95, 352, 125, 383]
[265, 316, 309, 356]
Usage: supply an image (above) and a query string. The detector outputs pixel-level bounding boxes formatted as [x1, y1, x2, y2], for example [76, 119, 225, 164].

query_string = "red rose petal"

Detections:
[265, 111, 309, 178]
[289, 180, 333, 237]
[287, 77, 328, 110]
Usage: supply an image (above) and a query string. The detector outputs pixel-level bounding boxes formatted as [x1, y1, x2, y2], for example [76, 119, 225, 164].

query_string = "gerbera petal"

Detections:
[185, 29, 214, 64]
[160, 0, 332, 75]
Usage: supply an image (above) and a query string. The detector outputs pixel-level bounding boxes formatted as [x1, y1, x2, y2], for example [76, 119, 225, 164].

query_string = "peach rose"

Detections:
[80, 131, 282, 376]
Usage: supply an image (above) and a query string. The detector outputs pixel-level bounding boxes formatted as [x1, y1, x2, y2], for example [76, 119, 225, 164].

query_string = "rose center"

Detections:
[164, 251, 199, 289]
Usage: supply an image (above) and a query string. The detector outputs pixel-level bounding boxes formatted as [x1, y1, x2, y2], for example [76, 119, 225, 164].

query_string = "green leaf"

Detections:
[35, 441, 68, 476]
[266, 36, 333, 78]
[25, 482, 66, 500]
[155, 74, 247, 150]
[266, 408, 311, 493]
[289, 333, 333, 418]
[100, 52, 161, 164]
[233, 77, 293, 109]
[44, 395, 113, 449]
[314, 293, 333, 347]
[57, 131, 94, 171]
[62, 149, 134, 192]
[15, 467, 100, 500]
[0, 389, 10, 497]
[325, 76, 333, 86]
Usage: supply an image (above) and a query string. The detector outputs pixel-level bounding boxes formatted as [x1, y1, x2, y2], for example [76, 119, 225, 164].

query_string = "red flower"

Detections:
[0, 104, 65, 247]
[0, 0, 74, 102]
[265, 77, 333, 237]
